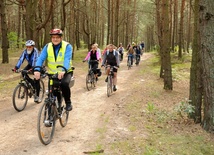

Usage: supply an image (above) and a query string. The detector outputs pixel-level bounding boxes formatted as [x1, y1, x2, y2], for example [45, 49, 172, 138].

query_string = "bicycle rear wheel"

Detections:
[59, 101, 69, 127]
[12, 84, 28, 112]
[37, 101, 55, 145]
[37, 80, 45, 103]
[86, 74, 92, 91]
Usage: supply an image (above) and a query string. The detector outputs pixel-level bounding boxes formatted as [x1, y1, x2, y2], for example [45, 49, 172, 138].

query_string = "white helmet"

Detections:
[25, 40, 35, 46]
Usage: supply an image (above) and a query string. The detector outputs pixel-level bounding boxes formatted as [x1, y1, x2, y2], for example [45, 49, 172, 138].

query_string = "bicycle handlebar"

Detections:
[103, 65, 118, 69]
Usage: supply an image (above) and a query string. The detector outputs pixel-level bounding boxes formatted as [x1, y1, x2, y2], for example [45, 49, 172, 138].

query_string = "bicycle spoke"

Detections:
[37, 102, 55, 145]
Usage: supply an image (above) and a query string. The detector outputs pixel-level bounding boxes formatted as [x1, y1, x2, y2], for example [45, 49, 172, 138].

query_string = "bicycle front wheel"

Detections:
[86, 74, 92, 91]
[37, 101, 55, 145]
[59, 101, 69, 127]
[107, 76, 112, 97]
[12, 84, 28, 112]
[37, 80, 45, 103]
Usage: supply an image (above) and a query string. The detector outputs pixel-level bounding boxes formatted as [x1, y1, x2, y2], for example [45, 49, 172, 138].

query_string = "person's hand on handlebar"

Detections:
[34, 71, 41, 80]
[58, 72, 65, 80]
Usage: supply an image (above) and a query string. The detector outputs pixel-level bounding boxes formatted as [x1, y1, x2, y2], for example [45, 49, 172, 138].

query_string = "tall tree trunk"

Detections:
[17, 4, 21, 48]
[44, 0, 51, 46]
[200, 0, 214, 131]
[107, 0, 111, 45]
[186, 0, 192, 53]
[162, 0, 173, 90]
[114, 0, 119, 46]
[172, 0, 178, 52]
[156, 0, 164, 78]
[0, 0, 9, 63]
[189, 0, 202, 123]
[178, 0, 185, 59]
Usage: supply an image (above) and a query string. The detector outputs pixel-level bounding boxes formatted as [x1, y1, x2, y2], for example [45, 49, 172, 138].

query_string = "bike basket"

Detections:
[97, 68, 102, 77]
[69, 76, 75, 88]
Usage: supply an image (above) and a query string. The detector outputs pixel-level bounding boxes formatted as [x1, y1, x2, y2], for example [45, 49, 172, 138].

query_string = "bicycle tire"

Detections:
[37, 80, 45, 103]
[37, 101, 55, 145]
[128, 59, 131, 70]
[92, 73, 96, 88]
[86, 73, 93, 91]
[12, 84, 28, 112]
[107, 75, 111, 97]
[59, 101, 69, 127]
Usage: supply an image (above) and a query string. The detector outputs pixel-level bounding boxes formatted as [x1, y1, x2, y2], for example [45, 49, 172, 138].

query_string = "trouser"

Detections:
[128, 55, 133, 65]
[23, 64, 40, 96]
[89, 62, 98, 74]
[52, 72, 73, 105]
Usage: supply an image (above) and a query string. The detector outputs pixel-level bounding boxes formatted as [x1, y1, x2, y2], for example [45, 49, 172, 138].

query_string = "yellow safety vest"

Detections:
[47, 41, 72, 74]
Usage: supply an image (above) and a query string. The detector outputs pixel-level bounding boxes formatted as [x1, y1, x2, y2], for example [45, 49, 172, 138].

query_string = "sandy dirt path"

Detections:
[0, 53, 151, 155]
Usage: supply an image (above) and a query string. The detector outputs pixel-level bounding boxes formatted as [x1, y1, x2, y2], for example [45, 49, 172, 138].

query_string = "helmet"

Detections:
[49, 28, 63, 35]
[25, 40, 35, 46]
[132, 42, 136, 46]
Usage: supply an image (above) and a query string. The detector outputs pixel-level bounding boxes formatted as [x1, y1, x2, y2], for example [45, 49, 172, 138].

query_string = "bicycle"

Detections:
[37, 65, 75, 145]
[135, 54, 140, 66]
[84, 60, 98, 91]
[12, 66, 46, 112]
[127, 55, 132, 70]
[106, 65, 118, 97]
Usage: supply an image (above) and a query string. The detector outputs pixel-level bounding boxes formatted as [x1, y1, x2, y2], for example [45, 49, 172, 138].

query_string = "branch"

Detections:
[36, 0, 54, 30]
[64, 0, 71, 6]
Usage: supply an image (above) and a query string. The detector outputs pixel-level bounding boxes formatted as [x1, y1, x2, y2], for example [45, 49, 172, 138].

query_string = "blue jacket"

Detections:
[16, 48, 39, 69]
[36, 41, 72, 71]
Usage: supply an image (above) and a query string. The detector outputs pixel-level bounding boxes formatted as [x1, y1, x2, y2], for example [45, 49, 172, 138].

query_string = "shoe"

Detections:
[113, 85, 117, 91]
[34, 96, 42, 103]
[105, 77, 108, 82]
[44, 116, 53, 127]
[65, 103, 73, 111]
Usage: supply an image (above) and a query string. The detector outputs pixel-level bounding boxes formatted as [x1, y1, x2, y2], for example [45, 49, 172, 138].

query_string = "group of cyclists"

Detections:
[14, 27, 145, 112]
[14, 29, 73, 111]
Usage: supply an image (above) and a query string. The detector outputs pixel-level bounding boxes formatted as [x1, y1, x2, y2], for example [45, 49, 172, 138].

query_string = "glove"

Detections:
[13, 66, 18, 73]
[28, 68, 33, 73]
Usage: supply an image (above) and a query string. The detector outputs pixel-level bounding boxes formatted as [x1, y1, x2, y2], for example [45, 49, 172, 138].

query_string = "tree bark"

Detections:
[200, 0, 214, 131]
[0, 0, 9, 63]
[162, 0, 173, 90]
[178, 0, 185, 59]
[189, 0, 202, 123]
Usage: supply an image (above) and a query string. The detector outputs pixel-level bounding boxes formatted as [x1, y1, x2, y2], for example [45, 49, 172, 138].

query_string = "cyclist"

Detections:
[117, 43, 124, 61]
[140, 41, 145, 54]
[34, 28, 73, 111]
[94, 43, 102, 61]
[13, 40, 41, 103]
[127, 44, 135, 66]
[101, 44, 120, 91]
[83, 44, 100, 81]
[135, 45, 142, 64]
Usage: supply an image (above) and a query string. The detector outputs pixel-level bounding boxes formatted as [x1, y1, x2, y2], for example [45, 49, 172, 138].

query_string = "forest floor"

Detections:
[0, 51, 214, 155]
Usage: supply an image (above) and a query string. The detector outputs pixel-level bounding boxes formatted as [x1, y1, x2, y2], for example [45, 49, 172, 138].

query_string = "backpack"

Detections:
[106, 50, 116, 56]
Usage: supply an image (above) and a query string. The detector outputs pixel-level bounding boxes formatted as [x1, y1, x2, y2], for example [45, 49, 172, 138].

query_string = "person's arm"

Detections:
[84, 51, 91, 61]
[35, 44, 48, 70]
[32, 48, 39, 67]
[115, 51, 120, 66]
[63, 44, 72, 71]
[15, 50, 26, 69]
[102, 52, 107, 66]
